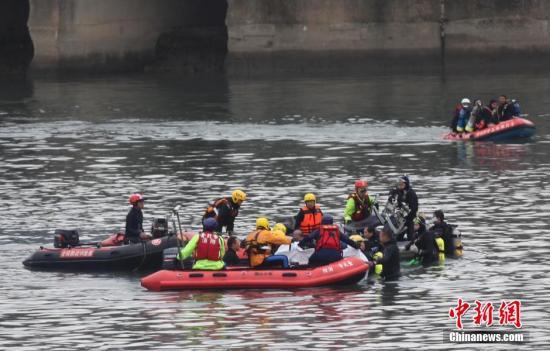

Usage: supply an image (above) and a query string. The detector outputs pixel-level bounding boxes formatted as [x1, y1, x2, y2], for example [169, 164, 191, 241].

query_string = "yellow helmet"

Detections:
[256, 217, 269, 229]
[304, 193, 316, 202]
[349, 234, 365, 243]
[273, 223, 287, 234]
[232, 189, 247, 203]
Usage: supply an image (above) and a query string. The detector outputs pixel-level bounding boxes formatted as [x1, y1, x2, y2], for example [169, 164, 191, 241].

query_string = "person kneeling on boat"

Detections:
[299, 215, 360, 267]
[125, 193, 152, 244]
[177, 218, 226, 270]
[454, 98, 472, 133]
[344, 179, 377, 234]
[245, 217, 292, 268]
[373, 226, 401, 280]
[465, 99, 496, 132]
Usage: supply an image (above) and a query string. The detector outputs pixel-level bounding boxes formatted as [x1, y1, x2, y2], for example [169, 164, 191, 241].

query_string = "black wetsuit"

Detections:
[377, 239, 401, 280]
[125, 206, 143, 244]
[223, 248, 241, 266]
[389, 186, 418, 241]
[414, 229, 437, 265]
[429, 221, 455, 256]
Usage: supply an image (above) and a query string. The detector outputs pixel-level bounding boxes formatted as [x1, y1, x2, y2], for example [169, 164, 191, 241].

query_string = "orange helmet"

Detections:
[355, 180, 368, 189]
[128, 193, 145, 204]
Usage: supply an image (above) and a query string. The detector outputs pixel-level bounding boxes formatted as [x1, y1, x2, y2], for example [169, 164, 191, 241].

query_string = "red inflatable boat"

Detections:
[141, 256, 369, 291]
[444, 117, 535, 141]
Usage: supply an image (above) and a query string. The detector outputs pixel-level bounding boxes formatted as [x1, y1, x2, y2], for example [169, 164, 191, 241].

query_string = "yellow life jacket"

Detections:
[373, 251, 383, 275]
[435, 236, 445, 262]
[454, 237, 464, 257]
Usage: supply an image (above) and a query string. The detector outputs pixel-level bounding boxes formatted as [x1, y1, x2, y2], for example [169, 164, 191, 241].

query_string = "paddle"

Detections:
[172, 205, 186, 269]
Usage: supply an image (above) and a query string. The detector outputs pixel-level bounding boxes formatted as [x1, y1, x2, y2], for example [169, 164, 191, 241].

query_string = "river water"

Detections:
[0, 71, 549, 350]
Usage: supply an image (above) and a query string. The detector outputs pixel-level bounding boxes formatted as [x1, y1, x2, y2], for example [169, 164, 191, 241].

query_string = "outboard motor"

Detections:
[53, 229, 80, 248]
[151, 217, 169, 238]
[161, 246, 193, 270]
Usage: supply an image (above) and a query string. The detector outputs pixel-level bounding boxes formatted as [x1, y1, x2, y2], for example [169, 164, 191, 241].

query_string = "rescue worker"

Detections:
[496, 95, 515, 122]
[125, 193, 151, 244]
[223, 236, 241, 266]
[466, 99, 495, 132]
[408, 215, 437, 266]
[455, 98, 472, 133]
[299, 215, 360, 267]
[373, 226, 401, 280]
[245, 217, 292, 268]
[294, 193, 323, 237]
[429, 210, 455, 257]
[203, 189, 247, 234]
[363, 226, 381, 259]
[177, 217, 225, 270]
[388, 175, 418, 241]
[344, 180, 376, 233]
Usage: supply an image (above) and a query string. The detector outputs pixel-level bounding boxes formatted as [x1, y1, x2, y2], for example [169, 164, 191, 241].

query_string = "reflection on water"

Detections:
[0, 72, 549, 349]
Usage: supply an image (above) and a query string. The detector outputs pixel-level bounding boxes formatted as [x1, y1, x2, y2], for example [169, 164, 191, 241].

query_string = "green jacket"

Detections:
[344, 194, 376, 222]
[177, 233, 226, 270]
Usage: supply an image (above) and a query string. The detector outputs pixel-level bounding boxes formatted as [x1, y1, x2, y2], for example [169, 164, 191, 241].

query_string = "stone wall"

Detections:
[226, 0, 550, 73]
[28, 0, 227, 73]
[3, 0, 549, 74]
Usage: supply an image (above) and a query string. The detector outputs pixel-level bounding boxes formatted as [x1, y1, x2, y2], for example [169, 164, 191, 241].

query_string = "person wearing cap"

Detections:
[344, 179, 376, 232]
[244, 217, 292, 268]
[203, 189, 247, 234]
[388, 175, 418, 241]
[177, 217, 226, 270]
[294, 193, 323, 237]
[374, 226, 401, 280]
[455, 98, 472, 133]
[349, 234, 367, 253]
[299, 214, 360, 267]
[125, 193, 152, 244]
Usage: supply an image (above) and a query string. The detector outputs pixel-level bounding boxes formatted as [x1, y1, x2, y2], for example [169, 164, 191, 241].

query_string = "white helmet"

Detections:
[461, 98, 471, 105]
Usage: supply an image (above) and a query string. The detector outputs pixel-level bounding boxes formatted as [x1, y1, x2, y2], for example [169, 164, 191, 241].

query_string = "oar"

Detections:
[172, 205, 186, 270]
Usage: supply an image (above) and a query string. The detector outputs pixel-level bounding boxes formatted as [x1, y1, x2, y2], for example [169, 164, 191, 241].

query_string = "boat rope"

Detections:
[132, 241, 148, 272]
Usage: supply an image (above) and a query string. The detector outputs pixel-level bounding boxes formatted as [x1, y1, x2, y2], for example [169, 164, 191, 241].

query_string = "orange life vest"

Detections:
[316, 225, 341, 251]
[203, 197, 239, 221]
[194, 232, 222, 261]
[348, 193, 371, 222]
[299, 205, 323, 235]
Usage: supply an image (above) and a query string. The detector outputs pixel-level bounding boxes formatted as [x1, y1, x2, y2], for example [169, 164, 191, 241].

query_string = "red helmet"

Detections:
[355, 180, 368, 189]
[128, 193, 145, 204]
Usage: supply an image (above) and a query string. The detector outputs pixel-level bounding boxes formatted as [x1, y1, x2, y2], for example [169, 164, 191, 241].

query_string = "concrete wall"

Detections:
[17, 0, 550, 73]
[28, 0, 226, 72]
[226, 0, 550, 73]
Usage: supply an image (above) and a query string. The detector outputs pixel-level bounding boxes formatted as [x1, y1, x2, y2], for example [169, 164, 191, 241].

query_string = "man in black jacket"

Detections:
[411, 216, 437, 265]
[388, 175, 418, 241]
[375, 226, 401, 280]
[429, 210, 455, 256]
[125, 193, 151, 244]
